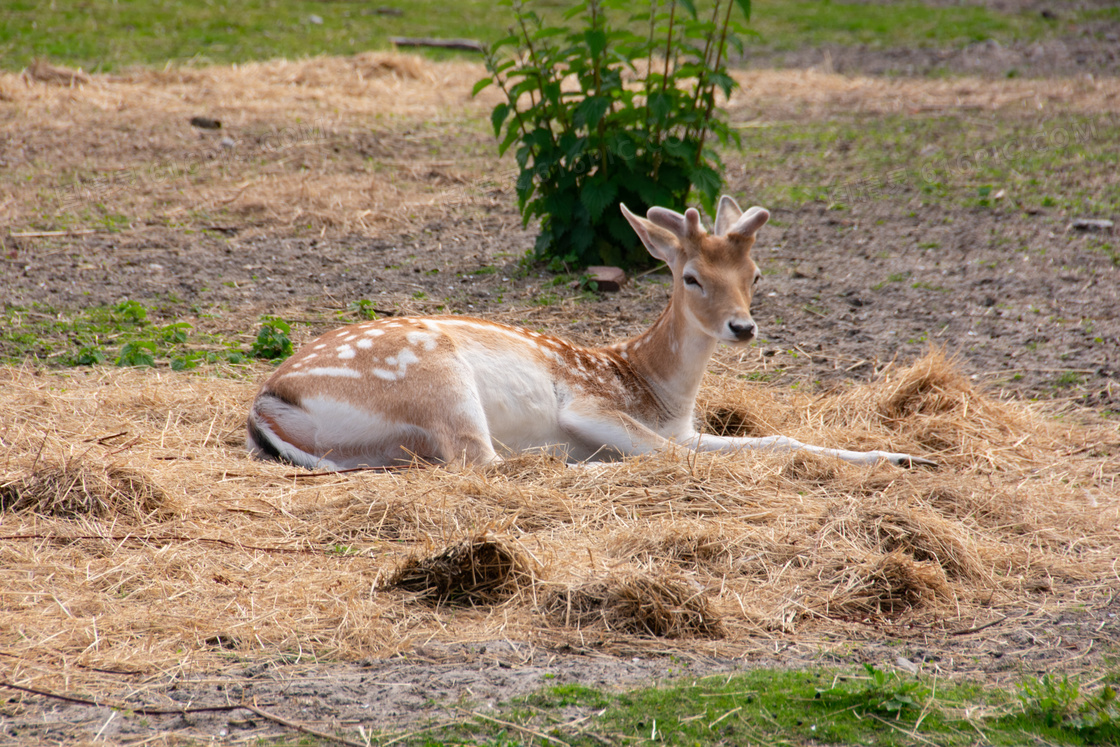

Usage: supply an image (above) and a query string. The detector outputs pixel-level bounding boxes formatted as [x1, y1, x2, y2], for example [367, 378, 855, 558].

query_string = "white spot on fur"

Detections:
[406, 330, 438, 351]
[337, 344, 355, 360]
[314, 344, 326, 350]
[364, 328, 385, 337]
[620, 350, 629, 359]
[357, 338, 374, 349]
[376, 348, 421, 381]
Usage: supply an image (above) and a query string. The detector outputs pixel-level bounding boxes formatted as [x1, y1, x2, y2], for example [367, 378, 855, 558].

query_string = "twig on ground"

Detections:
[241, 703, 369, 747]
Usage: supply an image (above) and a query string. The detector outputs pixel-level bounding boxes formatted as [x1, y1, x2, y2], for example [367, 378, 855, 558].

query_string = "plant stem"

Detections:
[693, 0, 736, 166]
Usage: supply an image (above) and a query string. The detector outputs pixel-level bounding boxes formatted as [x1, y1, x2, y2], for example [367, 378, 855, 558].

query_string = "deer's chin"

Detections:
[720, 335, 756, 347]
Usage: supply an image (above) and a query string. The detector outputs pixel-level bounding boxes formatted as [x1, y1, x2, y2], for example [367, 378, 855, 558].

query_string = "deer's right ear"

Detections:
[621, 203, 681, 264]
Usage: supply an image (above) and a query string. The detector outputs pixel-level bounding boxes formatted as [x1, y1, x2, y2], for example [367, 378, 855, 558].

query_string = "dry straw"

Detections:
[1, 349, 1117, 702]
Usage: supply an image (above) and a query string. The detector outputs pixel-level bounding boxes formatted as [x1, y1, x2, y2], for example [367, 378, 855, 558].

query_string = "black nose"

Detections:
[728, 320, 756, 341]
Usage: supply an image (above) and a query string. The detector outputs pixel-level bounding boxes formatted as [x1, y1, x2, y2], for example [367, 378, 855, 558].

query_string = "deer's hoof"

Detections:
[889, 453, 938, 469]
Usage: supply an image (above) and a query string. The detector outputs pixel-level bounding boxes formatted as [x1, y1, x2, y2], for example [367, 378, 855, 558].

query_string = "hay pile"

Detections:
[0, 351, 1117, 697]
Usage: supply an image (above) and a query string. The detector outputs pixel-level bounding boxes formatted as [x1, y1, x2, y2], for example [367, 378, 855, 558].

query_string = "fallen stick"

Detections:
[390, 36, 484, 52]
[241, 703, 369, 747]
[8, 229, 97, 238]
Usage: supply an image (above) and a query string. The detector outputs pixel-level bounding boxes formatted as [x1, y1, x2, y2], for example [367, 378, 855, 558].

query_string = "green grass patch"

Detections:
[750, 0, 1062, 52]
[0, 0, 1088, 73]
[0, 300, 254, 369]
[395, 666, 1120, 747]
[737, 114, 1120, 217]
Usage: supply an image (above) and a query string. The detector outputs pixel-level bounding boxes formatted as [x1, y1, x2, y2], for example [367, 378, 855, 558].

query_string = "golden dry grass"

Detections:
[1, 351, 1117, 700]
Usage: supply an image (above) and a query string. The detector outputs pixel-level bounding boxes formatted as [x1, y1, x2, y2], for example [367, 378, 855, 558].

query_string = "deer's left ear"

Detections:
[727, 206, 770, 240]
[621, 203, 682, 264]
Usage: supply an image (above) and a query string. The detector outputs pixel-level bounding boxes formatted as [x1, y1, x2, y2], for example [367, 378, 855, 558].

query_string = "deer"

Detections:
[247, 196, 935, 471]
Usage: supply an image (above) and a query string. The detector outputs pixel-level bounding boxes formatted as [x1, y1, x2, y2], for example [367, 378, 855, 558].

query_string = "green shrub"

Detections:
[478, 0, 751, 270]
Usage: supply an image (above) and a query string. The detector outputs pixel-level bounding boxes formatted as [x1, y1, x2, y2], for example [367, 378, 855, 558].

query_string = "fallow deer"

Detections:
[247, 197, 935, 470]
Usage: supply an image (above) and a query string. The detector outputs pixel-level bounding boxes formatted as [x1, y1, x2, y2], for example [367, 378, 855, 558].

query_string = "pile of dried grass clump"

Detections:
[542, 574, 724, 639]
[818, 551, 953, 618]
[0, 459, 172, 520]
[610, 522, 806, 578]
[817, 497, 987, 582]
[386, 534, 536, 605]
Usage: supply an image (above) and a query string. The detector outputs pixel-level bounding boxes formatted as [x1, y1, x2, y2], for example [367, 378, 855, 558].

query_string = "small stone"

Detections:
[585, 266, 627, 293]
[1070, 218, 1113, 232]
[189, 116, 221, 130]
[895, 657, 919, 674]
[220, 136, 236, 149]
[308, 14, 323, 25]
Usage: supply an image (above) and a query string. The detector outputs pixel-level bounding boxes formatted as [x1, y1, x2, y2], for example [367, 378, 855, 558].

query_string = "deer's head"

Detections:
[622, 196, 769, 345]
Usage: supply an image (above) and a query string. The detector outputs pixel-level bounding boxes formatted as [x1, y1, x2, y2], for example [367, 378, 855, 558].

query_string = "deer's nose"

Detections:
[727, 319, 756, 341]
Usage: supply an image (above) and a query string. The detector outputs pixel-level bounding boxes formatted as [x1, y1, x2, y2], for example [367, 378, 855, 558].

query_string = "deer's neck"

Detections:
[605, 294, 717, 423]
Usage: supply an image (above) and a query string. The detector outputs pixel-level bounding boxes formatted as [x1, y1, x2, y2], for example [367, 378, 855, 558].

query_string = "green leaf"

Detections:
[583, 28, 607, 58]
[490, 103, 510, 137]
[471, 77, 493, 97]
[679, 0, 698, 19]
[580, 178, 618, 222]
[648, 91, 672, 124]
[689, 163, 722, 201]
[573, 96, 611, 130]
[733, 0, 752, 22]
[709, 71, 737, 98]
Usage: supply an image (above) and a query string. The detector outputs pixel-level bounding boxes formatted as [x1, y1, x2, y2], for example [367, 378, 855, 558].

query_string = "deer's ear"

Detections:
[727, 206, 770, 240]
[714, 195, 743, 236]
[621, 203, 682, 264]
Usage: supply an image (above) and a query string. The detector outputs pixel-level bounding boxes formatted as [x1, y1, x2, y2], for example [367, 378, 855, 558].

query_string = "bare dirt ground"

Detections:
[1, 38, 1119, 747]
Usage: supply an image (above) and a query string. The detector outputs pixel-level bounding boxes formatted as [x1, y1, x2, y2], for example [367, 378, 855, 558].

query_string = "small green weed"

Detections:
[251, 316, 294, 361]
[346, 299, 380, 320]
[1007, 675, 1120, 742]
[116, 340, 157, 368]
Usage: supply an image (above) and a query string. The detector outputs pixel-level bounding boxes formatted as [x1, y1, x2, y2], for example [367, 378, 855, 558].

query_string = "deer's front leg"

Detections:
[557, 403, 676, 462]
[691, 433, 936, 468]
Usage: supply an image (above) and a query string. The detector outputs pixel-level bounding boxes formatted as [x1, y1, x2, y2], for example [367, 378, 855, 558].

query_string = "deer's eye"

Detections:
[683, 275, 702, 289]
